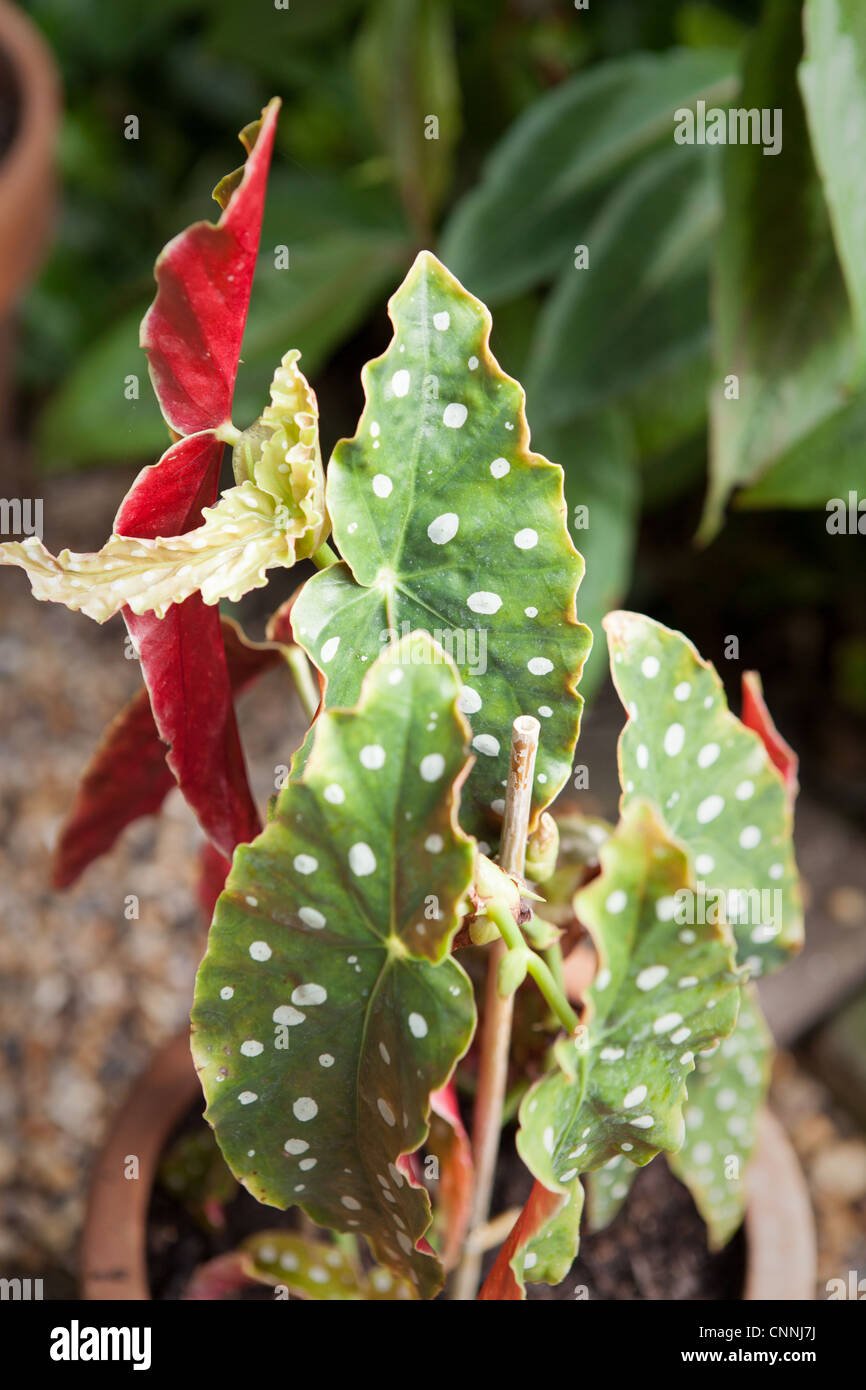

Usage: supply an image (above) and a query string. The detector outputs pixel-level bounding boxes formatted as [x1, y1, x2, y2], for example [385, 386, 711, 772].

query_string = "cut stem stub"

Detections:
[451, 715, 540, 1301]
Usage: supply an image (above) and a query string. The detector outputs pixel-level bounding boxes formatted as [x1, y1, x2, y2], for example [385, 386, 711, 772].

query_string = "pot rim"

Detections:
[81, 1031, 201, 1300]
[81, 1030, 818, 1302]
[743, 1107, 817, 1301]
[0, 0, 59, 308]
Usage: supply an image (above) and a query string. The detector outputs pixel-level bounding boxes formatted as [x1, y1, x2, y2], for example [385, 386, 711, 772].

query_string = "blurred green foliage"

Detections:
[14, 0, 866, 712]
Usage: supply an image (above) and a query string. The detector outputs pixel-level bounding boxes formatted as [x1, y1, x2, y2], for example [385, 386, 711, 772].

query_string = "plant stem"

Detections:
[311, 541, 339, 569]
[282, 645, 320, 722]
[524, 954, 580, 1034]
[452, 715, 540, 1301]
[214, 421, 241, 445]
[486, 900, 579, 1035]
[544, 937, 566, 996]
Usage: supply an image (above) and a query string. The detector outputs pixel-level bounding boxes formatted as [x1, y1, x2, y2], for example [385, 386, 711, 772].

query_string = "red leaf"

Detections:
[53, 617, 284, 888]
[52, 690, 175, 890]
[140, 99, 280, 437]
[478, 1181, 564, 1301]
[125, 600, 258, 862]
[428, 1083, 474, 1271]
[183, 1251, 258, 1301]
[108, 105, 280, 863]
[741, 671, 799, 806]
[114, 429, 225, 538]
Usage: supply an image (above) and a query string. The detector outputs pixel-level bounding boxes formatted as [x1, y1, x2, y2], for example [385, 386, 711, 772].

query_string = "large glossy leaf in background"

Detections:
[700, 0, 855, 540]
[439, 47, 737, 304]
[800, 0, 866, 377]
[191, 634, 476, 1299]
[292, 251, 591, 841]
[512, 800, 739, 1293]
[34, 307, 170, 472]
[353, 0, 460, 237]
[527, 143, 719, 434]
[736, 388, 866, 509]
[605, 611, 803, 974]
[737, 0, 866, 522]
[232, 172, 411, 427]
[536, 412, 638, 703]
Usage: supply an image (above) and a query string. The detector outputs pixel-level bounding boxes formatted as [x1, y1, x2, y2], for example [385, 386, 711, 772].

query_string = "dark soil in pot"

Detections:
[517, 1160, 744, 1301]
[147, 1103, 744, 1300]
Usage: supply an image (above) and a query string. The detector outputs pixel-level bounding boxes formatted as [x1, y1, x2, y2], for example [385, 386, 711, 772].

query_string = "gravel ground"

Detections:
[771, 1054, 866, 1298]
[0, 470, 863, 1296]
[0, 471, 308, 1283]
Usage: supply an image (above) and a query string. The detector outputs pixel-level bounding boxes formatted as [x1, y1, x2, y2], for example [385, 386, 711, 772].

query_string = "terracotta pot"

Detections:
[82, 1031, 818, 1301]
[0, 0, 59, 316]
[743, 1108, 817, 1300]
[81, 1033, 202, 1300]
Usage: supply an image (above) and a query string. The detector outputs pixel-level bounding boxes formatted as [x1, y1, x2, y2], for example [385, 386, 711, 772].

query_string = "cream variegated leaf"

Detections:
[1, 350, 328, 623]
[0, 482, 302, 623]
[234, 348, 328, 555]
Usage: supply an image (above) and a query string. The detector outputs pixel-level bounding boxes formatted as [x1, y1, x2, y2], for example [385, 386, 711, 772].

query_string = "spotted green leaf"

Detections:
[516, 799, 740, 1279]
[586, 986, 772, 1238]
[604, 611, 803, 974]
[669, 984, 772, 1248]
[292, 251, 591, 841]
[479, 1179, 584, 1300]
[191, 632, 476, 1300]
[241, 1231, 414, 1301]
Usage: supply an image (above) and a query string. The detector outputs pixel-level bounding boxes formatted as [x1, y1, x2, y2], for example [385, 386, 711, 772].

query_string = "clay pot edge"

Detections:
[81, 1031, 818, 1302]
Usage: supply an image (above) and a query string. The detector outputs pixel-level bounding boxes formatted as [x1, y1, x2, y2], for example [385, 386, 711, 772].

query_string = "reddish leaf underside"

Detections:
[478, 1181, 565, 1301]
[107, 103, 280, 863]
[52, 618, 283, 888]
[182, 1252, 256, 1301]
[140, 99, 280, 437]
[428, 1082, 474, 1271]
[741, 671, 799, 805]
